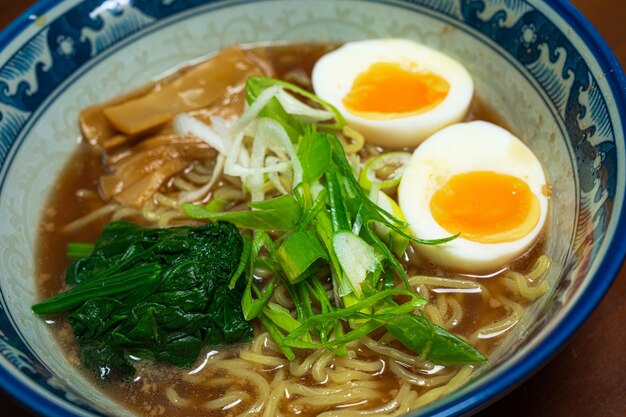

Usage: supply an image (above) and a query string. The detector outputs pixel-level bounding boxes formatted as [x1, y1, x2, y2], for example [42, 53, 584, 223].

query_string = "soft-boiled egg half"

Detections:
[312, 39, 473, 148]
[398, 121, 549, 273]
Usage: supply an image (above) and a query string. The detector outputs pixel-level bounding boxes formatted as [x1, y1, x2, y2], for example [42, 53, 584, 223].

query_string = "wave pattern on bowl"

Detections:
[0, 1, 622, 417]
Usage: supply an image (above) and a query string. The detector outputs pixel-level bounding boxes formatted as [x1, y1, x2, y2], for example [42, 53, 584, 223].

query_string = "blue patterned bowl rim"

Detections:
[0, 1, 625, 417]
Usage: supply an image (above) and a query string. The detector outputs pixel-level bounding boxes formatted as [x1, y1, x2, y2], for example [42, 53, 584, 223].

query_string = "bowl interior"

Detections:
[0, 1, 622, 416]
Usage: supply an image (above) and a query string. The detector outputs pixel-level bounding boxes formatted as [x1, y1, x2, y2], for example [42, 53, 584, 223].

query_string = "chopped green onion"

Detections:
[359, 152, 411, 190]
[277, 230, 327, 284]
[66, 243, 96, 260]
[332, 231, 383, 298]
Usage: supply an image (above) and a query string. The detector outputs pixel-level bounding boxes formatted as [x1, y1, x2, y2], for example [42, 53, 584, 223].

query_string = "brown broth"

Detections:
[35, 42, 545, 417]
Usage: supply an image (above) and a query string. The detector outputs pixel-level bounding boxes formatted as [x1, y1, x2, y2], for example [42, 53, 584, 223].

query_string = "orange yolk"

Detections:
[342, 62, 449, 117]
[430, 171, 540, 243]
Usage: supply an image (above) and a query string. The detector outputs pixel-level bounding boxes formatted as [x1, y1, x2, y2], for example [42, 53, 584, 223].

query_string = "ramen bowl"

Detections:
[0, 1, 624, 416]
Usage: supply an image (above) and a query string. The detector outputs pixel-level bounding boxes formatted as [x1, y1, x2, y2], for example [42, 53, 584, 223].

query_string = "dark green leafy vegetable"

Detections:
[32, 264, 162, 315]
[32, 221, 252, 380]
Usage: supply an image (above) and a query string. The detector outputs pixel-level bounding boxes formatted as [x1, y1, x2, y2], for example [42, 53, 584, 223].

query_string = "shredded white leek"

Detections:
[233, 85, 283, 133]
[275, 89, 335, 122]
[178, 154, 226, 203]
[173, 114, 230, 154]
[173, 87, 309, 205]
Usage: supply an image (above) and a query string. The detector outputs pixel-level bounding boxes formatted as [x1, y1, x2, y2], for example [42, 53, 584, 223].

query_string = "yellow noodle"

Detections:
[406, 275, 489, 299]
[292, 387, 381, 407]
[424, 305, 444, 327]
[110, 206, 141, 221]
[289, 349, 326, 377]
[471, 296, 524, 343]
[253, 266, 274, 279]
[154, 192, 179, 209]
[271, 368, 287, 385]
[317, 383, 414, 417]
[334, 357, 384, 373]
[262, 335, 280, 353]
[311, 349, 335, 382]
[328, 368, 377, 383]
[227, 368, 270, 417]
[165, 386, 191, 407]
[263, 380, 288, 417]
[208, 359, 257, 371]
[445, 296, 464, 329]
[202, 377, 239, 387]
[213, 186, 246, 201]
[435, 296, 449, 322]
[388, 361, 455, 388]
[240, 350, 287, 368]
[185, 170, 214, 184]
[361, 337, 433, 369]
[527, 255, 550, 281]
[172, 177, 195, 191]
[157, 208, 184, 228]
[204, 391, 250, 410]
[502, 273, 549, 300]
[250, 333, 271, 354]
[412, 366, 473, 408]
[415, 285, 431, 300]
[287, 381, 381, 397]
[181, 373, 204, 384]
[191, 160, 215, 176]
[273, 284, 295, 309]
[62, 203, 120, 233]
[141, 200, 160, 221]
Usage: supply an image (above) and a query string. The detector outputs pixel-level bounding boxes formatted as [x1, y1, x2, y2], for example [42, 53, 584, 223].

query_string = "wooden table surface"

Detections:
[0, 1, 624, 416]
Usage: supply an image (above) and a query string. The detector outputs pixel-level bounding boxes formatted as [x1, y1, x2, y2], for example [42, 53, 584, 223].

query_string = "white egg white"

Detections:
[398, 121, 549, 273]
[312, 38, 474, 148]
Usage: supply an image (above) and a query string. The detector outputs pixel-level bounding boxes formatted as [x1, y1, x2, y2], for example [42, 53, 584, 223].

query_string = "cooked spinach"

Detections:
[32, 221, 252, 380]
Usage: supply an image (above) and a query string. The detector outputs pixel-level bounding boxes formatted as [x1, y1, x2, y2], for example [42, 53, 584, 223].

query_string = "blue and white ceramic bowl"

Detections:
[0, 1, 624, 416]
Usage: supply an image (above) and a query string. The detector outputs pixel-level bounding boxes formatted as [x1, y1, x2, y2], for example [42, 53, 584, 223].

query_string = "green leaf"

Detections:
[66, 243, 95, 260]
[385, 314, 487, 365]
[242, 277, 276, 321]
[298, 132, 331, 183]
[245, 77, 304, 141]
[241, 232, 277, 320]
[80, 339, 135, 380]
[247, 76, 346, 131]
[183, 194, 302, 231]
[285, 289, 425, 342]
[258, 313, 296, 361]
[276, 230, 327, 284]
[32, 264, 162, 315]
[229, 234, 252, 289]
[284, 297, 421, 350]
[263, 302, 303, 334]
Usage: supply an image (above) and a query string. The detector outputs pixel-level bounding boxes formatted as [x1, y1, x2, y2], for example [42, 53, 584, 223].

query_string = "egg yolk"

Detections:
[343, 62, 450, 118]
[430, 171, 540, 243]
